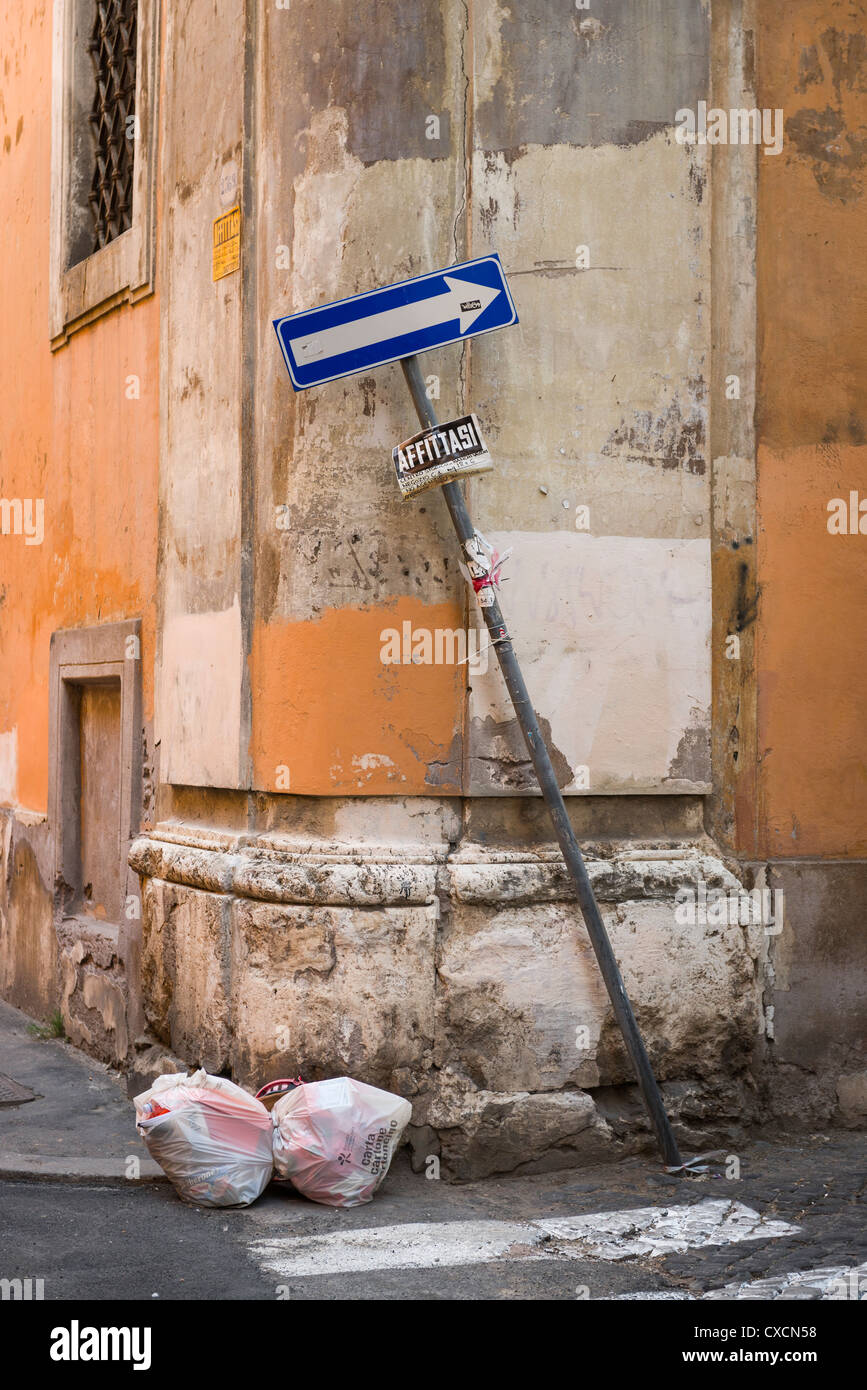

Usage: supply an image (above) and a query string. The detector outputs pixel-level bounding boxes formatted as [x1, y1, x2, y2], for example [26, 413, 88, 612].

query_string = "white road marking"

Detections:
[537, 1200, 799, 1260]
[703, 1262, 867, 1301]
[615, 1261, 867, 1301]
[249, 1200, 800, 1281]
[251, 1220, 541, 1279]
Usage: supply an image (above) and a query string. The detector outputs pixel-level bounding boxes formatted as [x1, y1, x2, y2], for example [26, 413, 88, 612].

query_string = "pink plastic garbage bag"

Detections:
[271, 1077, 412, 1208]
[134, 1069, 273, 1207]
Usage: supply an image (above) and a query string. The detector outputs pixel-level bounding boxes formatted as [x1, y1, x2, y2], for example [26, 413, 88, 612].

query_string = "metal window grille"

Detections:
[87, 0, 137, 252]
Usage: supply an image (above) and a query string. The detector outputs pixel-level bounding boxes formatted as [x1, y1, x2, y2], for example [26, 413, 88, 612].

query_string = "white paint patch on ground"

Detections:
[703, 1262, 867, 1301]
[615, 1261, 867, 1301]
[537, 1200, 799, 1260]
[249, 1201, 799, 1281]
[251, 1219, 541, 1279]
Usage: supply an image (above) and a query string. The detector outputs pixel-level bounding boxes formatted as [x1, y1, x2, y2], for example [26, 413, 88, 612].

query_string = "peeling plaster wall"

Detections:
[472, 134, 711, 533]
[707, 0, 759, 859]
[250, 598, 465, 794]
[156, 0, 247, 790]
[474, 0, 710, 151]
[160, 599, 243, 787]
[467, 533, 711, 793]
[250, 0, 469, 795]
[467, 3, 712, 795]
[246, 0, 713, 798]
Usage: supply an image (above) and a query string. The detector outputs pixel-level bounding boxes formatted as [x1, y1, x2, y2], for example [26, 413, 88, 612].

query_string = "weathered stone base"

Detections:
[0, 809, 137, 1067]
[128, 823, 766, 1177]
[0, 811, 56, 1022]
[409, 1074, 759, 1181]
[58, 917, 130, 1066]
[754, 860, 867, 1134]
[6, 795, 862, 1177]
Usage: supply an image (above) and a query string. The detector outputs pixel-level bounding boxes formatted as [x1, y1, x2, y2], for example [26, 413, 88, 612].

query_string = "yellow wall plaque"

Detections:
[212, 205, 240, 281]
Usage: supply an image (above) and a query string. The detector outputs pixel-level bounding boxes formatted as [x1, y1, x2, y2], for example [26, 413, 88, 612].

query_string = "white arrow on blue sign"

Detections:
[272, 254, 518, 391]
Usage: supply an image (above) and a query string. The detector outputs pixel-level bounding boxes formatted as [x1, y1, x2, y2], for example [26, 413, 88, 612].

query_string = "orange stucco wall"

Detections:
[250, 597, 465, 794]
[0, 3, 159, 815]
[754, 2, 867, 858]
[756, 444, 867, 857]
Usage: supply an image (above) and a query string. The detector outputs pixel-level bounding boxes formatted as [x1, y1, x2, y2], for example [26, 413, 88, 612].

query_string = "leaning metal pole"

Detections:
[400, 353, 683, 1169]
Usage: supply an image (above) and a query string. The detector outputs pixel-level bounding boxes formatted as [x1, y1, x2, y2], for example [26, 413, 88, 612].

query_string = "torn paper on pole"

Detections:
[392, 413, 493, 497]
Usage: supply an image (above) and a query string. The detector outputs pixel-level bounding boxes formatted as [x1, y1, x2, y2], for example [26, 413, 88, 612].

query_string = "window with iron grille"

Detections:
[50, 0, 157, 345]
[87, 0, 138, 253]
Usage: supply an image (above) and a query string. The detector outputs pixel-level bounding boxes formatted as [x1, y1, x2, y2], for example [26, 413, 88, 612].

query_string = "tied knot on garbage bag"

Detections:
[134, 1070, 412, 1209]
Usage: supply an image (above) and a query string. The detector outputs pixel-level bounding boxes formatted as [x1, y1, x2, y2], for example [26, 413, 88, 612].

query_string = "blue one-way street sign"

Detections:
[273, 254, 518, 391]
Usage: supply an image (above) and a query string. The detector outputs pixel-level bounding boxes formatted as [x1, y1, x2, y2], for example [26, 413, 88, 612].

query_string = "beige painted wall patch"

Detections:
[212, 205, 240, 281]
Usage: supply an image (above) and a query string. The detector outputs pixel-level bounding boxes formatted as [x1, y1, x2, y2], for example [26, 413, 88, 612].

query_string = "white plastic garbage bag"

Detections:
[134, 1069, 273, 1207]
[271, 1077, 412, 1208]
